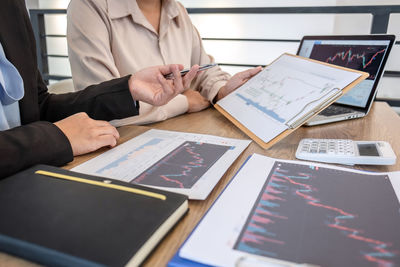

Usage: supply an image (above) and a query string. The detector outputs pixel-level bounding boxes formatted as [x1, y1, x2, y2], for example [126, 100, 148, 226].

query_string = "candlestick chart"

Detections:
[132, 141, 231, 188]
[234, 161, 400, 267]
[309, 44, 387, 80]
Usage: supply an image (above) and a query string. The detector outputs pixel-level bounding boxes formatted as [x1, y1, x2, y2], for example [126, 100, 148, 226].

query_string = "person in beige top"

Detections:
[67, 0, 261, 126]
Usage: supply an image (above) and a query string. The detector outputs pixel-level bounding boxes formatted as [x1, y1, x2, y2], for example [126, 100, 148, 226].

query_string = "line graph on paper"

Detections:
[310, 44, 387, 80]
[70, 129, 250, 199]
[234, 161, 400, 267]
[95, 138, 164, 176]
[132, 142, 231, 188]
[234, 66, 336, 124]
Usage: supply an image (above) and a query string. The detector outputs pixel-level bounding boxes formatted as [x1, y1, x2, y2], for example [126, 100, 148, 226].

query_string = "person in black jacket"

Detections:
[0, 0, 199, 178]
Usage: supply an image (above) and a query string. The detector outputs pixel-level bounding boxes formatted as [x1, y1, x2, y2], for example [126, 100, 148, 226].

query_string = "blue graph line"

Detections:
[236, 93, 285, 123]
[95, 138, 163, 174]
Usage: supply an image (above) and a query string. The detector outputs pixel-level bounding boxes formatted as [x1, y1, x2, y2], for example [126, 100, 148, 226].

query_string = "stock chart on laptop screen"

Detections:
[298, 40, 390, 108]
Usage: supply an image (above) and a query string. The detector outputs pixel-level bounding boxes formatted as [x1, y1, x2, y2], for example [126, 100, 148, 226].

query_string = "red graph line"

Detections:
[326, 48, 385, 69]
[159, 175, 184, 188]
[276, 172, 395, 267]
[138, 144, 205, 188]
[363, 49, 385, 69]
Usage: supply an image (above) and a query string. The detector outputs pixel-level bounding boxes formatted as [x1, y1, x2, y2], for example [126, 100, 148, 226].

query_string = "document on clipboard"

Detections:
[215, 53, 369, 149]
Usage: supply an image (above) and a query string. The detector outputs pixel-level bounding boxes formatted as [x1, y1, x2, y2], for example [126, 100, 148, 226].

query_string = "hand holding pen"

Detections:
[128, 64, 199, 106]
[164, 63, 218, 79]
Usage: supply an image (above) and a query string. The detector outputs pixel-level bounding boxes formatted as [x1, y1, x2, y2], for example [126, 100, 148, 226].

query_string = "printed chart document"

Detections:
[72, 129, 251, 200]
[176, 154, 400, 267]
[215, 53, 368, 149]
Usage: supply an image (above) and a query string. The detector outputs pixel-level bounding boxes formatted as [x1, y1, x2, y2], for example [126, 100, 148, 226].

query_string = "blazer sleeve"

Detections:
[0, 0, 140, 178]
[0, 121, 73, 179]
[0, 69, 140, 179]
[36, 69, 139, 122]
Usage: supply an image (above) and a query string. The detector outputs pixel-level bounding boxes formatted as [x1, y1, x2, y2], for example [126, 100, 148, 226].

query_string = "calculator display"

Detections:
[296, 139, 395, 165]
[357, 144, 380, 156]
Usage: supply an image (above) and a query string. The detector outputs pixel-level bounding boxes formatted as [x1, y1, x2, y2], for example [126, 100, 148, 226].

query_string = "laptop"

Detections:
[296, 35, 395, 126]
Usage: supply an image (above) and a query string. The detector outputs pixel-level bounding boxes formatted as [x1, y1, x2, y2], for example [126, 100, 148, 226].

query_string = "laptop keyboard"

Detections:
[319, 105, 356, 116]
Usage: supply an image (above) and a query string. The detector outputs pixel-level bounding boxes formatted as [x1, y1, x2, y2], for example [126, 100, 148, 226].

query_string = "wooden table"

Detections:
[1, 102, 399, 266]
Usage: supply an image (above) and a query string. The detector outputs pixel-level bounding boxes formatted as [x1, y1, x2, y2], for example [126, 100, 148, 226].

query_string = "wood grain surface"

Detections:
[1, 102, 399, 267]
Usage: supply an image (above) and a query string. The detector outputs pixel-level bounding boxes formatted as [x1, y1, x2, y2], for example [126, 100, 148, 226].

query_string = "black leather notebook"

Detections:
[0, 165, 188, 267]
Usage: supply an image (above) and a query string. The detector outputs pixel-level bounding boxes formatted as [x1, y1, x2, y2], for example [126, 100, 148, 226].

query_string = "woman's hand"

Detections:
[128, 64, 199, 106]
[183, 90, 210, 113]
[216, 66, 262, 101]
[54, 112, 119, 156]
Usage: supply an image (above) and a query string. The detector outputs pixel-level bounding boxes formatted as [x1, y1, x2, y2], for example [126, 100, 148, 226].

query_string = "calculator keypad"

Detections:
[300, 139, 355, 155]
[296, 139, 396, 165]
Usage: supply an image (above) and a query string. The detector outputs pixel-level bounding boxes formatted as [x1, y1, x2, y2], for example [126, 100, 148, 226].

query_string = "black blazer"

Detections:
[0, 0, 139, 178]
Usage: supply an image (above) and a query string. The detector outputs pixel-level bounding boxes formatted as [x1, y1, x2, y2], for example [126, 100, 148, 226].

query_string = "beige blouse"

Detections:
[67, 0, 230, 126]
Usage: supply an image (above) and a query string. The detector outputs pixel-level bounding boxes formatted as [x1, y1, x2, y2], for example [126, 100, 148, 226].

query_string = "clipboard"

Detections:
[215, 53, 369, 149]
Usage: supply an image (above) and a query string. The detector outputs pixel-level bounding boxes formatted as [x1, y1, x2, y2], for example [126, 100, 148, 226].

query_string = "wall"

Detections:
[333, 0, 400, 100]
[25, 0, 38, 9]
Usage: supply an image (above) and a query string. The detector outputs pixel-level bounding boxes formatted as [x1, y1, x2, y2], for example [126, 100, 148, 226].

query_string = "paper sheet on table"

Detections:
[179, 154, 400, 266]
[72, 129, 251, 200]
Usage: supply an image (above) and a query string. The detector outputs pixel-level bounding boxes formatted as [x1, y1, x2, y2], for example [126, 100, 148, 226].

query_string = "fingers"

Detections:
[171, 65, 185, 94]
[159, 63, 200, 91]
[239, 66, 262, 79]
[250, 66, 263, 76]
[54, 113, 120, 156]
[155, 73, 176, 105]
[155, 65, 190, 105]
[93, 121, 120, 140]
[92, 119, 112, 127]
[129, 64, 201, 106]
[157, 73, 174, 95]
[158, 64, 184, 75]
[95, 134, 119, 149]
[89, 120, 119, 149]
[182, 65, 199, 88]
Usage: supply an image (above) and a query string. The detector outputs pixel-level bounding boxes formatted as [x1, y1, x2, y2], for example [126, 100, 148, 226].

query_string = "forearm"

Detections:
[215, 85, 230, 102]
[191, 58, 229, 102]
[110, 94, 188, 127]
[41, 76, 139, 122]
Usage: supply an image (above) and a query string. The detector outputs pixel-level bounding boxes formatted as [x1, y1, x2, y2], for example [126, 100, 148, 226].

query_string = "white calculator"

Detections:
[296, 138, 396, 165]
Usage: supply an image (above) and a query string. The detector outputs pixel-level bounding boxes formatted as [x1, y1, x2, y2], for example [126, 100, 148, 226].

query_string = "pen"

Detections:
[164, 63, 218, 79]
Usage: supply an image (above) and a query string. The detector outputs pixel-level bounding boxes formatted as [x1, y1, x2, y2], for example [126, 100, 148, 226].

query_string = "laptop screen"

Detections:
[297, 36, 394, 109]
